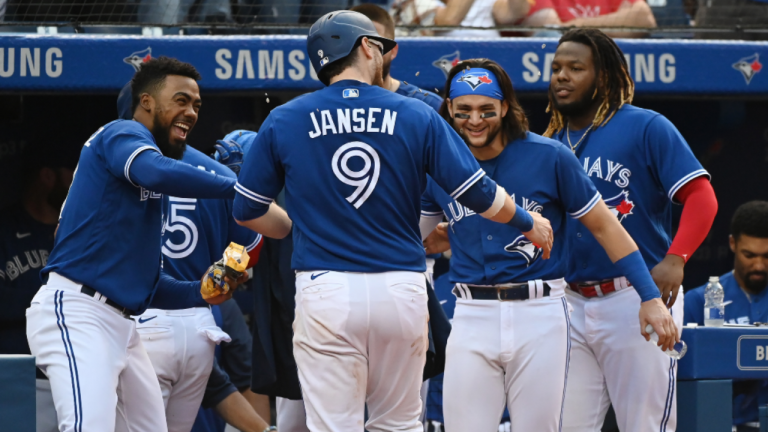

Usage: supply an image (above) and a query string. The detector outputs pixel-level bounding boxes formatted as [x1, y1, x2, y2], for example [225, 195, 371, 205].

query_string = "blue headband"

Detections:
[449, 68, 504, 101]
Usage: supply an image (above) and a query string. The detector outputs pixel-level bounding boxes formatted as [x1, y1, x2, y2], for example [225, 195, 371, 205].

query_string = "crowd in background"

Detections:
[1, 0, 767, 40]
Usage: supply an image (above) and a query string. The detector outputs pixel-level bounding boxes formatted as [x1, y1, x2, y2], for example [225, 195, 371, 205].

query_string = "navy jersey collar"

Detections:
[329, 79, 371, 88]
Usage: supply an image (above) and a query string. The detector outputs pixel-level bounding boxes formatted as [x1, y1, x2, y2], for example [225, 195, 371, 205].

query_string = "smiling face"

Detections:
[145, 74, 201, 159]
[731, 234, 768, 294]
[550, 41, 600, 119]
[448, 94, 508, 152]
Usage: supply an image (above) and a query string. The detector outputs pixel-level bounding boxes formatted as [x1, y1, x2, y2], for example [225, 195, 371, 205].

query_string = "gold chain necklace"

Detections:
[566, 122, 594, 153]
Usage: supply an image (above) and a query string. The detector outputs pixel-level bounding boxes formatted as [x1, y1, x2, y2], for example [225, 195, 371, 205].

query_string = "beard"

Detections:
[371, 54, 385, 88]
[458, 121, 503, 150]
[382, 56, 392, 82]
[550, 81, 599, 118]
[152, 111, 186, 160]
[744, 271, 768, 293]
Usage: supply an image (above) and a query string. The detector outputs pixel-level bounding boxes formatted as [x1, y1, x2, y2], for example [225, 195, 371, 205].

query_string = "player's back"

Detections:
[161, 147, 260, 281]
[237, 80, 483, 273]
[43, 120, 163, 311]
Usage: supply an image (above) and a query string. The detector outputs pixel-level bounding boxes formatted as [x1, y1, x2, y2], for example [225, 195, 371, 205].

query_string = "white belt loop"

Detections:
[535, 280, 544, 299]
[614, 277, 627, 291]
[528, 280, 536, 300]
[593, 283, 604, 297]
[462, 284, 472, 300]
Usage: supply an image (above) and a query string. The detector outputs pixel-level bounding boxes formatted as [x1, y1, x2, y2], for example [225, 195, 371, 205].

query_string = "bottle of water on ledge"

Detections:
[704, 276, 725, 327]
[645, 325, 687, 359]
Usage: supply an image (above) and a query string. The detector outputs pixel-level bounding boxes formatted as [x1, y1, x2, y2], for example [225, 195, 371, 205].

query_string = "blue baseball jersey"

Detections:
[684, 272, 768, 425]
[395, 81, 443, 112]
[157, 147, 260, 288]
[233, 80, 495, 273]
[0, 207, 55, 356]
[422, 132, 600, 285]
[552, 105, 709, 282]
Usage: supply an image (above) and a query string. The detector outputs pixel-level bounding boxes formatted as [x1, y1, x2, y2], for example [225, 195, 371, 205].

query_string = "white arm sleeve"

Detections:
[419, 214, 444, 241]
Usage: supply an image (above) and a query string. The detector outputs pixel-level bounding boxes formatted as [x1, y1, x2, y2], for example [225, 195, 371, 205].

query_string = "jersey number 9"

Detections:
[332, 142, 380, 209]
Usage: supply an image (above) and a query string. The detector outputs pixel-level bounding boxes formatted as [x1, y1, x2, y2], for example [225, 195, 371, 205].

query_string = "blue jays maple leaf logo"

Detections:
[732, 53, 762, 85]
[456, 72, 493, 91]
[124, 47, 152, 72]
[504, 235, 542, 267]
[604, 190, 634, 222]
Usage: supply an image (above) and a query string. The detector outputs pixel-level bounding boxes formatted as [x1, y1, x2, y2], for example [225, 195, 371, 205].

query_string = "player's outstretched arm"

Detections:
[215, 391, 273, 432]
[129, 150, 236, 199]
[236, 203, 292, 240]
[579, 201, 678, 351]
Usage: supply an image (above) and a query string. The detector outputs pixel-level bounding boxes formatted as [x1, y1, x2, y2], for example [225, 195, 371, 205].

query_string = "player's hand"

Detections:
[522, 211, 553, 259]
[639, 297, 679, 352]
[650, 254, 684, 308]
[214, 139, 245, 175]
[204, 289, 233, 305]
[225, 272, 249, 291]
[424, 222, 451, 255]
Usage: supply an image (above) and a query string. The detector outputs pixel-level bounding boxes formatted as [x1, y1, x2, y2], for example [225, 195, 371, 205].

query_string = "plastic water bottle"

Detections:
[645, 325, 687, 360]
[704, 276, 725, 327]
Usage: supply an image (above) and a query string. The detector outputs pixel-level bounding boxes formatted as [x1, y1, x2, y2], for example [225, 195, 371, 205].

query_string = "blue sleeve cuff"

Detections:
[614, 251, 661, 302]
[454, 175, 498, 215]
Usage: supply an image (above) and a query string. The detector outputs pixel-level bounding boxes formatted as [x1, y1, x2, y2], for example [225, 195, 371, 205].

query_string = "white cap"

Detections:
[709, 276, 720, 282]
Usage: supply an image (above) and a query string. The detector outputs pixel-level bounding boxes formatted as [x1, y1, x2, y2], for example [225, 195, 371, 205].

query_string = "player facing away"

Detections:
[420, 58, 680, 432]
[545, 29, 718, 432]
[26, 57, 243, 432]
[232, 11, 553, 432]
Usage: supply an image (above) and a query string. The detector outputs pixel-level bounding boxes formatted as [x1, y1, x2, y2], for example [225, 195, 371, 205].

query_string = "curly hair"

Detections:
[440, 58, 528, 143]
[130, 56, 201, 114]
[544, 29, 634, 138]
[732, 201, 768, 239]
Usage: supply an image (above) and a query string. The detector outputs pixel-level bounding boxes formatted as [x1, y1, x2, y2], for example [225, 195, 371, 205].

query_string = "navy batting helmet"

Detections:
[307, 11, 396, 84]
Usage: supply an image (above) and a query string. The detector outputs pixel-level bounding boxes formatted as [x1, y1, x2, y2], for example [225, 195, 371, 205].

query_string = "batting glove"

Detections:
[214, 139, 245, 175]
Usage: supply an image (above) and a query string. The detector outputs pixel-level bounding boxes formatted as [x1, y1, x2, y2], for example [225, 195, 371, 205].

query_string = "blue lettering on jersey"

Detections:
[553, 105, 709, 282]
[422, 132, 600, 284]
[43, 120, 164, 312]
[234, 80, 490, 273]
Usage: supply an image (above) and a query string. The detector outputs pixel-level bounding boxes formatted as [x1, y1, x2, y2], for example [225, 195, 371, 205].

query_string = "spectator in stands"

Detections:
[694, 0, 768, 40]
[684, 201, 768, 432]
[138, 0, 233, 25]
[239, 0, 349, 33]
[390, 0, 530, 37]
[520, 0, 657, 37]
[0, 144, 77, 432]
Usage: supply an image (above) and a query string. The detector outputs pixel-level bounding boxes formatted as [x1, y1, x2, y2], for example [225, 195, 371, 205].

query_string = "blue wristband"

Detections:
[614, 250, 661, 302]
[506, 204, 534, 232]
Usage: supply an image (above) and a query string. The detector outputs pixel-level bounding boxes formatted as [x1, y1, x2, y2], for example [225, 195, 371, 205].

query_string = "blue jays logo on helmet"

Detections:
[604, 190, 635, 222]
[504, 235, 542, 267]
[456, 72, 493, 91]
[123, 47, 152, 72]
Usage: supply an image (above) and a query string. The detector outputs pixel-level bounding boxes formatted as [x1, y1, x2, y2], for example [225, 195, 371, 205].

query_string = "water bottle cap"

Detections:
[709, 276, 720, 282]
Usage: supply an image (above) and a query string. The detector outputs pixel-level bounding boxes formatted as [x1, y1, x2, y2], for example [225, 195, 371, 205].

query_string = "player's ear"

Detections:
[139, 92, 153, 113]
[446, 98, 454, 118]
[389, 43, 399, 61]
[500, 100, 509, 118]
[361, 37, 375, 60]
[730, 235, 737, 253]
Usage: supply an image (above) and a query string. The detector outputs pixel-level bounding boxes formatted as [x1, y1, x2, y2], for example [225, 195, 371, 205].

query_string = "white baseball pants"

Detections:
[293, 270, 429, 432]
[26, 272, 167, 432]
[442, 280, 571, 432]
[562, 283, 684, 432]
[136, 307, 230, 432]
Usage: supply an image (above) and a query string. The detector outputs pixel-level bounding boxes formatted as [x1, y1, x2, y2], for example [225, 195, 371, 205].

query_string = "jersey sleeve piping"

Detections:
[667, 169, 710, 203]
[246, 233, 262, 252]
[570, 191, 602, 219]
[449, 168, 486, 200]
[421, 210, 444, 217]
[234, 183, 274, 205]
[124, 145, 160, 187]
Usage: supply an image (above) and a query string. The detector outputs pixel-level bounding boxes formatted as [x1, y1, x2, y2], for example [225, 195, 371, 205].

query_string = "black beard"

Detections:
[382, 58, 391, 82]
[152, 112, 186, 160]
[550, 81, 599, 119]
[744, 271, 768, 293]
[459, 123, 502, 150]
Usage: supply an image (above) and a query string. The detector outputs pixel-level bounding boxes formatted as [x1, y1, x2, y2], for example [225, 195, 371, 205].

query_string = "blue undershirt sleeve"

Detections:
[151, 271, 207, 309]
[129, 150, 236, 199]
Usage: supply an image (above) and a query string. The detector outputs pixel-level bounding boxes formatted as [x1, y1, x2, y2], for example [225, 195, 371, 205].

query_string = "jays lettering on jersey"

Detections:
[422, 133, 600, 285]
[553, 105, 709, 282]
[156, 147, 260, 295]
[233, 80, 497, 273]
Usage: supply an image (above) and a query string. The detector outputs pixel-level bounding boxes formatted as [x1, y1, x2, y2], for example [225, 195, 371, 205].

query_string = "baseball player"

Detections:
[25, 57, 244, 432]
[420, 58, 679, 432]
[232, 11, 553, 432]
[684, 201, 768, 430]
[132, 125, 265, 431]
[545, 29, 718, 431]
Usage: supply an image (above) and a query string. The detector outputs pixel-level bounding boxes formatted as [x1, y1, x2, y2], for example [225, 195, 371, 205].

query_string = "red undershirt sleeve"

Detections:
[667, 176, 718, 262]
